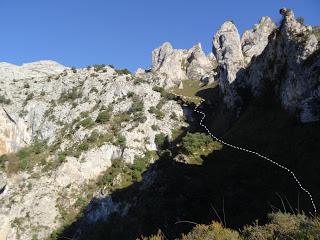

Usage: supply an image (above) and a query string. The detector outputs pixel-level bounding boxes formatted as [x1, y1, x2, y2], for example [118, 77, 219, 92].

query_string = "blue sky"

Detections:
[0, 0, 319, 72]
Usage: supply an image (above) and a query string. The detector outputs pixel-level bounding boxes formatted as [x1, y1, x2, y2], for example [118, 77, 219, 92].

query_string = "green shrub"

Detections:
[115, 68, 131, 75]
[134, 78, 147, 85]
[153, 86, 176, 100]
[71, 67, 77, 73]
[78, 117, 95, 129]
[181, 222, 240, 240]
[128, 95, 144, 113]
[242, 212, 320, 239]
[155, 111, 164, 120]
[1, 140, 48, 174]
[0, 154, 7, 170]
[0, 95, 11, 104]
[24, 83, 30, 88]
[182, 132, 213, 154]
[115, 134, 126, 148]
[170, 112, 178, 120]
[151, 124, 159, 131]
[93, 64, 106, 72]
[155, 133, 166, 150]
[59, 87, 82, 103]
[127, 91, 135, 98]
[132, 111, 147, 123]
[90, 87, 99, 94]
[148, 106, 164, 120]
[96, 110, 111, 124]
[113, 112, 130, 123]
[26, 93, 34, 101]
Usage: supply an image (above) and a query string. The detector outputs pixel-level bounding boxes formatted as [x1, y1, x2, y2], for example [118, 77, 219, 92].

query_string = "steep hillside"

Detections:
[0, 7, 319, 240]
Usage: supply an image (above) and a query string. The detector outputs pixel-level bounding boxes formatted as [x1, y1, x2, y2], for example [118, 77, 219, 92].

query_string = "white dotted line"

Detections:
[171, 91, 317, 215]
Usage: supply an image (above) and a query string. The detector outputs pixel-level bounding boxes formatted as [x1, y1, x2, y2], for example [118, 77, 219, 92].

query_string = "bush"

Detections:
[155, 133, 167, 150]
[1, 140, 48, 174]
[134, 78, 147, 85]
[26, 93, 34, 101]
[151, 124, 159, 131]
[152, 86, 176, 100]
[0, 95, 11, 104]
[148, 106, 164, 120]
[127, 92, 135, 98]
[128, 95, 144, 113]
[71, 67, 77, 73]
[242, 212, 320, 240]
[93, 64, 106, 72]
[59, 87, 82, 102]
[115, 68, 131, 75]
[78, 117, 95, 129]
[24, 83, 30, 88]
[0, 154, 7, 170]
[182, 132, 213, 154]
[181, 222, 240, 240]
[115, 134, 126, 148]
[170, 112, 178, 120]
[155, 111, 164, 120]
[132, 111, 147, 123]
[96, 110, 111, 124]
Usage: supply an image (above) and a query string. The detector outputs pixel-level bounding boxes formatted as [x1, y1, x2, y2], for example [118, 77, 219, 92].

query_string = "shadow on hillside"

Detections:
[59, 26, 320, 239]
[58, 94, 320, 240]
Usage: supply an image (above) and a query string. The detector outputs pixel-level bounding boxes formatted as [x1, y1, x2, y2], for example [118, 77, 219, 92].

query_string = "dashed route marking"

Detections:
[171, 91, 317, 215]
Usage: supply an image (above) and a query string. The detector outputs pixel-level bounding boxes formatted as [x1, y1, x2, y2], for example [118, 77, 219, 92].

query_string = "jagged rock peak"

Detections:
[241, 16, 276, 65]
[150, 42, 216, 86]
[212, 20, 244, 94]
[151, 42, 174, 72]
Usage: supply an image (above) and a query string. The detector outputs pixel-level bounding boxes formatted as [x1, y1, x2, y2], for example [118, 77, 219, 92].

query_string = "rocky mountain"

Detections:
[0, 63, 185, 239]
[0, 8, 319, 240]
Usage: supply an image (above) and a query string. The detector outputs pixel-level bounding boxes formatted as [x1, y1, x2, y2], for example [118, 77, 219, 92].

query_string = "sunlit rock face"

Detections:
[151, 42, 216, 87]
[0, 108, 31, 155]
[241, 16, 276, 65]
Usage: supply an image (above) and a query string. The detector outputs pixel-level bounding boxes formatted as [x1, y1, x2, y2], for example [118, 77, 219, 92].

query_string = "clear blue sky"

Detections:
[0, 0, 319, 72]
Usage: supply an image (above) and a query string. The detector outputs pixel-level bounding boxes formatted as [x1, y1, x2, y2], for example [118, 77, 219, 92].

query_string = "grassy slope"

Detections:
[170, 80, 218, 105]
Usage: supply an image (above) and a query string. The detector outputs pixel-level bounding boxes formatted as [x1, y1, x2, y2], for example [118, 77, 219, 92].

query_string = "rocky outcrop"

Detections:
[0, 60, 66, 81]
[241, 17, 276, 65]
[0, 61, 186, 239]
[150, 42, 216, 86]
[0, 108, 31, 155]
[213, 8, 320, 123]
[213, 21, 244, 93]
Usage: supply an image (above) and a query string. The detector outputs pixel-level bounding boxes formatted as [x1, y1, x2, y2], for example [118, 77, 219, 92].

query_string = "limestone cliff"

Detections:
[213, 8, 319, 123]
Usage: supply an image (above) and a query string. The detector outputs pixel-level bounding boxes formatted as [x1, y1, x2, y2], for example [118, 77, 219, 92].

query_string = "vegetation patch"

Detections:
[115, 68, 131, 75]
[0, 94, 11, 104]
[142, 212, 320, 240]
[170, 79, 218, 105]
[0, 140, 49, 175]
[182, 132, 222, 164]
